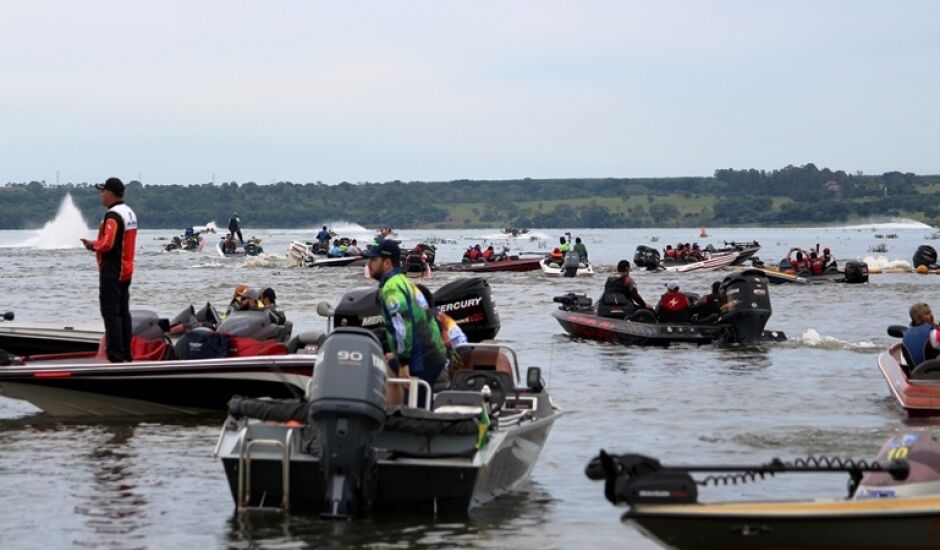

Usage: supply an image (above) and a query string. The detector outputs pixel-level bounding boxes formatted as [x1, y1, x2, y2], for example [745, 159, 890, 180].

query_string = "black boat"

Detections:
[0, 311, 101, 356]
[551, 270, 785, 346]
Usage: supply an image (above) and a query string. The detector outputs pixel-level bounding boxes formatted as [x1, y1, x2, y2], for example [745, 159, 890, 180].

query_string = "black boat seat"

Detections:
[911, 359, 940, 380]
[901, 345, 916, 377]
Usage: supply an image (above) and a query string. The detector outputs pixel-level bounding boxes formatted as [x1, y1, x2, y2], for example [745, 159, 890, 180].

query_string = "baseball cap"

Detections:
[363, 239, 401, 260]
[617, 260, 630, 271]
[666, 280, 680, 290]
[261, 288, 276, 302]
[95, 177, 125, 196]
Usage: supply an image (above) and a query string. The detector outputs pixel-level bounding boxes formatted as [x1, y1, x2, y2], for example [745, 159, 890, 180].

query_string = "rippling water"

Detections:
[0, 224, 937, 548]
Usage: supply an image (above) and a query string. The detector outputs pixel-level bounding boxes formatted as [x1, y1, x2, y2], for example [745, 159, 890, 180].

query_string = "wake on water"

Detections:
[20, 194, 91, 249]
[790, 328, 879, 352]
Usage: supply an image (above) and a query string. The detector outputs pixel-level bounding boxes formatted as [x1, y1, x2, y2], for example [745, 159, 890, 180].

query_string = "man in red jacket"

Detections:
[81, 178, 139, 362]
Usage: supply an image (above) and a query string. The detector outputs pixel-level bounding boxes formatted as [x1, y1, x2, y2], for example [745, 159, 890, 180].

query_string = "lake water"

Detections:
[0, 221, 937, 549]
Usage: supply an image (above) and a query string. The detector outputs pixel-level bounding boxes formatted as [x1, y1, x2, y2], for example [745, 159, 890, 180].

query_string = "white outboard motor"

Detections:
[307, 327, 387, 518]
[855, 432, 940, 499]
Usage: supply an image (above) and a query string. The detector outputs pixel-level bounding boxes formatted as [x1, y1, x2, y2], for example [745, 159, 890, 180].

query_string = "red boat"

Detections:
[441, 256, 543, 273]
[877, 343, 940, 417]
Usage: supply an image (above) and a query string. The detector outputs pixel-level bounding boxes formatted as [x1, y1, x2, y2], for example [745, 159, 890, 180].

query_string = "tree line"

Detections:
[2, 164, 939, 229]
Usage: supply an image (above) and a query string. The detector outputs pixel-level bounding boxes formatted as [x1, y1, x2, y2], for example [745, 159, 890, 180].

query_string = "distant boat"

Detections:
[700, 227, 709, 238]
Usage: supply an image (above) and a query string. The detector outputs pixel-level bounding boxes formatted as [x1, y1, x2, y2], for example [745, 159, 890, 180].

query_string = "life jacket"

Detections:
[810, 259, 824, 276]
[550, 248, 563, 261]
[482, 248, 494, 261]
[665, 249, 677, 259]
[601, 274, 631, 305]
[469, 249, 481, 261]
[903, 323, 939, 367]
[658, 291, 690, 312]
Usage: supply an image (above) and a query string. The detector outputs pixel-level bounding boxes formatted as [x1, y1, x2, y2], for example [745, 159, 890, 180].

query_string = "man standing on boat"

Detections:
[365, 239, 448, 395]
[228, 212, 243, 244]
[80, 178, 138, 363]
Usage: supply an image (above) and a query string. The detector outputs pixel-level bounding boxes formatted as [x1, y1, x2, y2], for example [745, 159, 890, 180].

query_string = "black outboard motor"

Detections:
[333, 287, 386, 343]
[433, 277, 500, 342]
[130, 310, 170, 340]
[633, 245, 661, 270]
[718, 269, 772, 344]
[843, 261, 870, 284]
[914, 245, 938, 269]
[216, 309, 288, 342]
[563, 251, 580, 277]
[307, 327, 387, 519]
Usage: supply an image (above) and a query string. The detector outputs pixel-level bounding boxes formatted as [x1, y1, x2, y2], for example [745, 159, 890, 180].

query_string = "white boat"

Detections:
[539, 257, 594, 277]
[664, 252, 739, 273]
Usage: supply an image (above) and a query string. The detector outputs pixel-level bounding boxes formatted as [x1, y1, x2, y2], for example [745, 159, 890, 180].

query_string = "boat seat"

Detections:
[900, 345, 916, 377]
[911, 359, 940, 380]
[454, 347, 514, 377]
[433, 390, 485, 412]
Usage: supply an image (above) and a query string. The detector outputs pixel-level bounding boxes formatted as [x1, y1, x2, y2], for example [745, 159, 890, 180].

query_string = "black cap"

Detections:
[261, 288, 276, 303]
[95, 177, 125, 196]
[617, 260, 630, 271]
[363, 239, 401, 260]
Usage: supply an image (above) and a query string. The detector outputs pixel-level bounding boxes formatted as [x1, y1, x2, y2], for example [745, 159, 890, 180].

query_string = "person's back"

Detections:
[228, 215, 239, 232]
[574, 238, 588, 261]
[559, 238, 570, 253]
[347, 240, 361, 256]
[482, 247, 494, 261]
[903, 303, 940, 368]
[316, 226, 331, 243]
[379, 271, 447, 383]
[657, 282, 690, 323]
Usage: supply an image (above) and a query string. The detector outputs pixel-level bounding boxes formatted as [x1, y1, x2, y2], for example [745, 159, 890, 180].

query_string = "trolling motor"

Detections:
[586, 449, 909, 506]
[307, 327, 387, 519]
[553, 293, 594, 311]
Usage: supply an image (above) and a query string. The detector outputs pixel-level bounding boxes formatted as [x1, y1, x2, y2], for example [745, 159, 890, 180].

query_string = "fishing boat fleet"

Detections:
[7, 227, 940, 549]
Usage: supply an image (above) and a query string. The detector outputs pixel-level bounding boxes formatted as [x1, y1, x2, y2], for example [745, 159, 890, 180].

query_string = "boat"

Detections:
[163, 223, 216, 252]
[878, 325, 940, 417]
[633, 241, 760, 271]
[0, 311, 101, 355]
[755, 261, 870, 285]
[215, 328, 560, 516]
[540, 257, 594, 277]
[586, 431, 940, 549]
[0, 308, 320, 417]
[217, 236, 264, 257]
[286, 240, 366, 268]
[552, 270, 785, 346]
[501, 226, 530, 237]
[440, 256, 543, 273]
[663, 252, 740, 273]
[403, 243, 437, 277]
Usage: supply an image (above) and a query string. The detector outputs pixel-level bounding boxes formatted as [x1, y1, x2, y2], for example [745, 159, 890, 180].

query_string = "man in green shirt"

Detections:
[364, 239, 448, 390]
[573, 237, 588, 261]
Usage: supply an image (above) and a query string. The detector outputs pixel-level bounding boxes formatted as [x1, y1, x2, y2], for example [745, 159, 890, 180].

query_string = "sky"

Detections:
[1, 1, 939, 185]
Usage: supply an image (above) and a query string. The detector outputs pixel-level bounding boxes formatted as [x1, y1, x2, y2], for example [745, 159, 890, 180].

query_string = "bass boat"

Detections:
[539, 257, 594, 277]
[0, 308, 323, 417]
[215, 328, 560, 516]
[217, 237, 264, 257]
[586, 431, 940, 549]
[0, 311, 101, 356]
[552, 270, 785, 346]
[286, 240, 366, 268]
[878, 325, 940, 417]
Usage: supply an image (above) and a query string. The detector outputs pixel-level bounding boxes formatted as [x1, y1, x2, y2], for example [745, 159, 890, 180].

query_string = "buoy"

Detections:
[917, 265, 929, 274]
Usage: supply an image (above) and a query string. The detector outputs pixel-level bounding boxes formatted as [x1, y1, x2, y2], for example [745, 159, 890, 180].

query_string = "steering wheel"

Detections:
[454, 371, 508, 411]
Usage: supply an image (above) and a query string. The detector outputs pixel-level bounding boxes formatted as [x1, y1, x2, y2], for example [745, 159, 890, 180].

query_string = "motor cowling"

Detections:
[217, 310, 281, 341]
[718, 269, 772, 344]
[914, 245, 937, 269]
[856, 432, 940, 499]
[306, 327, 388, 518]
[130, 310, 169, 340]
[843, 261, 869, 284]
[633, 245, 661, 270]
[433, 277, 500, 342]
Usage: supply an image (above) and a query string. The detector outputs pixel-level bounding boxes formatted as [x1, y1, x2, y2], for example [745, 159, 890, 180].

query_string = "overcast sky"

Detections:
[1, 1, 938, 185]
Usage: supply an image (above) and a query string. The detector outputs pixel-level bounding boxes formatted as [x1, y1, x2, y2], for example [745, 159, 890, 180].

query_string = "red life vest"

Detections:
[658, 291, 690, 312]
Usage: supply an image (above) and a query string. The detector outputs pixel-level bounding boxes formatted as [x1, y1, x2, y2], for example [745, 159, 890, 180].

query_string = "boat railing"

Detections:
[388, 377, 432, 410]
[236, 426, 296, 512]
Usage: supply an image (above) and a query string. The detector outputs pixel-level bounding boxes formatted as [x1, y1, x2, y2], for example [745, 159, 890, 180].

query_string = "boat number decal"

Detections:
[337, 350, 363, 366]
[886, 446, 909, 460]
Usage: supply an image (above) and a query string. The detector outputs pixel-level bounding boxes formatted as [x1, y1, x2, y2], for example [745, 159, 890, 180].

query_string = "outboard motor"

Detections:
[718, 269, 772, 344]
[855, 432, 940, 499]
[843, 261, 870, 284]
[333, 287, 386, 343]
[563, 251, 580, 277]
[633, 245, 661, 270]
[433, 277, 500, 342]
[914, 245, 938, 269]
[307, 327, 387, 518]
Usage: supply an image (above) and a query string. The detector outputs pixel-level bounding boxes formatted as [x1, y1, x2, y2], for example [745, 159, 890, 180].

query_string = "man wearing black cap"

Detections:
[598, 260, 649, 319]
[80, 177, 138, 362]
[364, 239, 448, 398]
